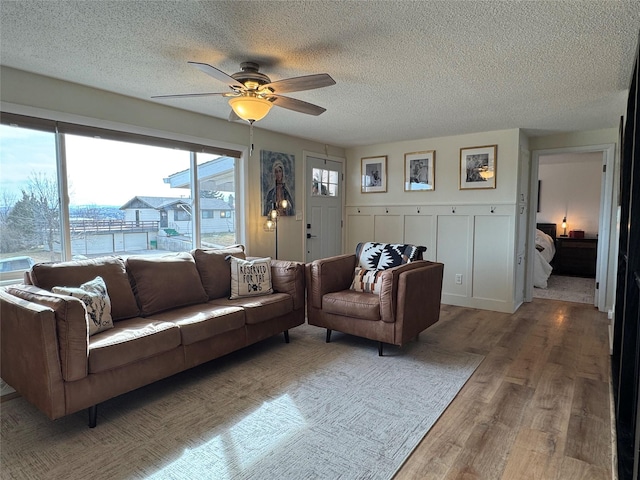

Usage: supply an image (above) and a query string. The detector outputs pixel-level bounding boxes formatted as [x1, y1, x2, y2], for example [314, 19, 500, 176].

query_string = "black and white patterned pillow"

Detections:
[355, 242, 419, 270]
[53, 276, 113, 336]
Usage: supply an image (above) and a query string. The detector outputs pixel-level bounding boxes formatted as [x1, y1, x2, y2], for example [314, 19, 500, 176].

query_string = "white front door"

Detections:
[305, 155, 343, 262]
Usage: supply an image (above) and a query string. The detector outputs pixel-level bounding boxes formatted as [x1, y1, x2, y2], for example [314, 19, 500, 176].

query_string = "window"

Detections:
[196, 154, 236, 247]
[0, 123, 62, 279]
[312, 167, 339, 196]
[65, 134, 191, 257]
[174, 209, 190, 222]
[0, 112, 242, 282]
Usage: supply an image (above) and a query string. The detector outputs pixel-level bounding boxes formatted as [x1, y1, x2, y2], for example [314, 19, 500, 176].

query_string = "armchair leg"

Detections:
[378, 342, 384, 356]
[88, 405, 97, 428]
[283, 330, 290, 343]
[326, 329, 332, 343]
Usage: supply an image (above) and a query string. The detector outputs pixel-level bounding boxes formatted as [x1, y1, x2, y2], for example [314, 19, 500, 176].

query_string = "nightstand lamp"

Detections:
[561, 216, 568, 237]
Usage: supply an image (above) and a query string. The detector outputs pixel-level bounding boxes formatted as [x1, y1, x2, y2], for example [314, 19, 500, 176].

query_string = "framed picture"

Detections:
[260, 150, 295, 216]
[361, 156, 387, 193]
[404, 151, 435, 191]
[460, 145, 497, 190]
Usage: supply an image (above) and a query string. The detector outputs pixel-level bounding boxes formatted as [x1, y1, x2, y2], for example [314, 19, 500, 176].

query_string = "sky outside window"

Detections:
[65, 135, 190, 207]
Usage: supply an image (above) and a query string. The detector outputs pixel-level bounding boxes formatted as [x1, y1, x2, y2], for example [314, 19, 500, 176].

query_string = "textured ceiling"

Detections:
[0, 1, 638, 148]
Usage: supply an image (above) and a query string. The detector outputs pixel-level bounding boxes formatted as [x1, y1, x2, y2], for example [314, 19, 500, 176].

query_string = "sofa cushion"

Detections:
[192, 246, 246, 300]
[323, 290, 381, 321]
[29, 256, 139, 321]
[350, 267, 384, 294]
[88, 318, 181, 373]
[149, 303, 246, 345]
[52, 276, 113, 336]
[228, 256, 273, 299]
[126, 252, 208, 316]
[355, 242, 419, 270]
[211, 293, 293, 325]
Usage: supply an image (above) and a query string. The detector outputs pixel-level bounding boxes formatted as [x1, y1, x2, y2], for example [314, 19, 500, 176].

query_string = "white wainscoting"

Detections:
[345, 203, 521, 313]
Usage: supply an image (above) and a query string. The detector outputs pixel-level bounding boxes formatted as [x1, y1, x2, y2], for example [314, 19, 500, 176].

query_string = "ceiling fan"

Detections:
[152, 61, 336, 123]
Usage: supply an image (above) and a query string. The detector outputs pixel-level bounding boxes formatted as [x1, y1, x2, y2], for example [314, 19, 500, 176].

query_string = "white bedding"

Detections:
[534, 229, 556, 288]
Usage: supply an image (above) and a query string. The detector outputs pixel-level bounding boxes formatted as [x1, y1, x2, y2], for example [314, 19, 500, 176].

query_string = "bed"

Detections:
[534, 223, 557, 288]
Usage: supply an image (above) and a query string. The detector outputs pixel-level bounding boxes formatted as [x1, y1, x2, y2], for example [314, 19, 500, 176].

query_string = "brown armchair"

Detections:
[305, 251, 444, 355]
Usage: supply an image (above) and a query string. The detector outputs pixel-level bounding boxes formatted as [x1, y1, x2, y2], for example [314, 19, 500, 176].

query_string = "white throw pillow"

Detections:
[228, 256, 273, 299]
[53, 276, 113, 336]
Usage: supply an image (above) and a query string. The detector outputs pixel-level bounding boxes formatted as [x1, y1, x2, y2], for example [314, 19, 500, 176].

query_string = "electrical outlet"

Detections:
[455, 274, 462, 285]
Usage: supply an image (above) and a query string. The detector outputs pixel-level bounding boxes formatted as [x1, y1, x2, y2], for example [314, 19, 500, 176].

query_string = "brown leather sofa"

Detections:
[306, 253, 444, 355]
[0, 246, 305, 427]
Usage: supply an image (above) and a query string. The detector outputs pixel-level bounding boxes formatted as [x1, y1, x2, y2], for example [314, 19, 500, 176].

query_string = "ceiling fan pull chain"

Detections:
[249, 121, 254, 157]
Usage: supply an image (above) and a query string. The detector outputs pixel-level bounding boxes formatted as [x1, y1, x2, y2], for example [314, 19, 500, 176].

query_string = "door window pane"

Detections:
[312, 167, 338, 197]
[0, 124, 61, 284]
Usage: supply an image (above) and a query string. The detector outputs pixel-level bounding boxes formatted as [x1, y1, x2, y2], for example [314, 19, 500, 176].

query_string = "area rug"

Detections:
[533, 274, 596, 304]
[1, 324, 483, 480]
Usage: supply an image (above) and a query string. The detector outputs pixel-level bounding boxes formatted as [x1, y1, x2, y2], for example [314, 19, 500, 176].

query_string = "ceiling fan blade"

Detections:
[270, 95, 327, 116]
[151, 92, 228, 99]
[188, 61, 245, 89]
[263, 74, 335, 94]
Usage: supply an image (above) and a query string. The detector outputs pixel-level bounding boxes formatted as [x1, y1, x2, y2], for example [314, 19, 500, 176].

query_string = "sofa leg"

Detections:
[326, 329, 332, 343]
[88, 405, 97, 428]
[378, 342, 384, 356]
[283, 330, 290, 343]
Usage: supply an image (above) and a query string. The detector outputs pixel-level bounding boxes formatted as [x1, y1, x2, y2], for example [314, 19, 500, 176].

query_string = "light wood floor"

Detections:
[395, 298, 612, 480]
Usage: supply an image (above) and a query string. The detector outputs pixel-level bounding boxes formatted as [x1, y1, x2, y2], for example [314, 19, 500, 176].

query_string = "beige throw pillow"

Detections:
[228, 256, 273, 299]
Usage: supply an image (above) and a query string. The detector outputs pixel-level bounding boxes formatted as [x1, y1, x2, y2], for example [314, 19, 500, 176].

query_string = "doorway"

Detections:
[527, 144, 616, 312]
[304, 153, 344, 262]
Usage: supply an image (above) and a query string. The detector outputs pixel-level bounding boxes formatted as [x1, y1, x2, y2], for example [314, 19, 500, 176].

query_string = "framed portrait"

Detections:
[260, 150, 295, 216]
[404, 150, 435, 191]
[361, 156, 387, 193]
[460, 145, 497, 190]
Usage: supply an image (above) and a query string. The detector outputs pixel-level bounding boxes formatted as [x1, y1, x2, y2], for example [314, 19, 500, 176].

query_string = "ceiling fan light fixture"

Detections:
[229, 96, 272, 122]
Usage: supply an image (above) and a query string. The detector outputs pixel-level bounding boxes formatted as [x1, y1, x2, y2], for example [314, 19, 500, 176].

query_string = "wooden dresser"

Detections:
[553, 237, 598, 277]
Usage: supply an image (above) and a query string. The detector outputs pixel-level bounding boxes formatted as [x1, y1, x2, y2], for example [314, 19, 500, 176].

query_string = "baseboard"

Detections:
[0, 391, 20, 403]
[609, 375, 618, 480]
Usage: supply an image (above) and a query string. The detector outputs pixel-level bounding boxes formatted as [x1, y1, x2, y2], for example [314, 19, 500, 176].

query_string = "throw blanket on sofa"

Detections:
[355, 242, 419, 270]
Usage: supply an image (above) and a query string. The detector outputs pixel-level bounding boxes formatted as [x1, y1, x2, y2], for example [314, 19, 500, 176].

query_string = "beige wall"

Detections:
[0, 66, 346, 262]
[529, 128, 618, 150]
[345, 128, 521, 206]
